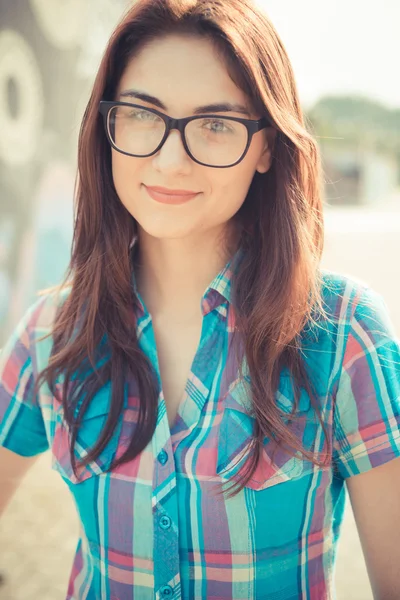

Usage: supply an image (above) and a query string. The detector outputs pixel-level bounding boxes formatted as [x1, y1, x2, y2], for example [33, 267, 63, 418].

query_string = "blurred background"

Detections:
[0, 1, 399, 598]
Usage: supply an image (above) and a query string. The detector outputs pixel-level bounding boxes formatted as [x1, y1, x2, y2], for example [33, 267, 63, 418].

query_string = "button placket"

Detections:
[159, 515, 172, 530]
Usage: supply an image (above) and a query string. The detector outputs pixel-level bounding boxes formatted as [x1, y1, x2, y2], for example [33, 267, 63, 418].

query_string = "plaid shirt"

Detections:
[1, 251, 400, 600]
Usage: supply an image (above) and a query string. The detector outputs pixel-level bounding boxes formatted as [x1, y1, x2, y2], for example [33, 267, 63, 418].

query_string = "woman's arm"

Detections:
[0, 446, 40, 517]
[346, 455, 400, 600]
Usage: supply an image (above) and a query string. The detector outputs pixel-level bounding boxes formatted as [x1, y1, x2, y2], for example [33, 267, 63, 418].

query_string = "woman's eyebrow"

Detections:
[119, 88, 251, 116]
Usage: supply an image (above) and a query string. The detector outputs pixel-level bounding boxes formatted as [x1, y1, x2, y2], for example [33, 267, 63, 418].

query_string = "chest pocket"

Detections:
[51, 381, 122, 485]
[216, 372, 315, 491]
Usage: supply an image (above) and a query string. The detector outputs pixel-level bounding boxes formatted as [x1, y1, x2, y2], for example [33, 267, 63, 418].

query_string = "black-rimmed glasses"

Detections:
[98, 101, 271, 168]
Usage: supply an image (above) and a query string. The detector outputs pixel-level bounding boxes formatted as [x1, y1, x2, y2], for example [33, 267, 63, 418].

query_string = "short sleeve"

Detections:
[333, 284, 400, 478]
[0, 298, 50, 456]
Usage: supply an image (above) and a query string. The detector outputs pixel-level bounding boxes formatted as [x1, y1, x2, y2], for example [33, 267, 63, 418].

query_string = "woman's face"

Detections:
[112, 33, 275, 242]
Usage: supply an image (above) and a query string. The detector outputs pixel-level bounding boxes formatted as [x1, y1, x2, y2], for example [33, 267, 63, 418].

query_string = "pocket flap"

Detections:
[51, 381, 122, 484]
[216, 372, 312, 491]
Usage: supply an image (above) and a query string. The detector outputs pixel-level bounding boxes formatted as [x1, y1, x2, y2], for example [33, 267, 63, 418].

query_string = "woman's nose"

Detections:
[152, 129, 192, 169]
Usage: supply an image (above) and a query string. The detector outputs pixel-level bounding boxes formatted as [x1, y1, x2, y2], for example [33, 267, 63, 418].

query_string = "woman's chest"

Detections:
[152, 317, 203, 429]
[48, 338, 340, 597]
[56, 443, 342, 600]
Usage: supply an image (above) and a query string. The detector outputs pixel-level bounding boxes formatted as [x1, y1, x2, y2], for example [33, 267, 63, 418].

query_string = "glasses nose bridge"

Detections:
[165, 115, 187, 142]
[159, 115, 190, 155]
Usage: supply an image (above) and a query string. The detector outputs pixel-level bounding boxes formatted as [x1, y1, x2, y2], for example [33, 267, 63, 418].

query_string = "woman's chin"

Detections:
[135, 219, 198, 241]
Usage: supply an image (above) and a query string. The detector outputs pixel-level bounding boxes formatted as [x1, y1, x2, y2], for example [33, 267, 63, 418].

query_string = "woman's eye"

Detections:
[203, 120, 229, 133]
[129, 110, 154, 120]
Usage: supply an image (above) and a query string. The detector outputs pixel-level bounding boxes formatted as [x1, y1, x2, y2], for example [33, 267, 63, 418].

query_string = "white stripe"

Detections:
[244, 486, 256, 596]
[97, 475, 108, 599]
[299, 279, 354, 599]
[184, 349, 225, 596]
[74, 528, 94, 599]
[0, 360, 32, 445]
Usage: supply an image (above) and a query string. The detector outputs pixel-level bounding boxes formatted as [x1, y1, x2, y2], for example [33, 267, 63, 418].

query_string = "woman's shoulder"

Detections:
[301, 269, 388, 354]
[8, 285, 74, 370]
[318, 268, 385, 325]
[319, 268, 395, 333]
[320, 268, 372, 301]
[22, 285, 72, 336]
[306, 268, 397, 358]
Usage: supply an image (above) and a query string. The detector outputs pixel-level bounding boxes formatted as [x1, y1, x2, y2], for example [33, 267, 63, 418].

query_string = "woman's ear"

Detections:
[256, 128, 277, 174]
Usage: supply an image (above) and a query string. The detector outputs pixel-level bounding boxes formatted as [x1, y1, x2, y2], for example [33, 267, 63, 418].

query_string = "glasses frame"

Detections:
[98, 100, 272, 169]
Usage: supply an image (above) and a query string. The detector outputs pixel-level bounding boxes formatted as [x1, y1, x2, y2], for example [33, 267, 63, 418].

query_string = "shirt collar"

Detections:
[200, 246, 244, 315]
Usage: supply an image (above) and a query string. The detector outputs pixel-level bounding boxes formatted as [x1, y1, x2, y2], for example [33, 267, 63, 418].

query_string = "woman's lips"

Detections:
[144, 185, 199, 205]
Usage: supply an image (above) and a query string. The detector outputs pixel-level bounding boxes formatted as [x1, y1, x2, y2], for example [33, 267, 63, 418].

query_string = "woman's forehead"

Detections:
[117, 33, 250, 112]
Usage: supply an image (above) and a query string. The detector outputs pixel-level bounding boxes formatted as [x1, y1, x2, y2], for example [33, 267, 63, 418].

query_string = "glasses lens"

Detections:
[186, 117, 248, 166]
[108, 105, 165, 155]
[107, 106, 249, 166]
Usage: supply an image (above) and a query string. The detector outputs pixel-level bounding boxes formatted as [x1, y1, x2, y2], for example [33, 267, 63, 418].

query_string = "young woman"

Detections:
[1, 1, 399, 598]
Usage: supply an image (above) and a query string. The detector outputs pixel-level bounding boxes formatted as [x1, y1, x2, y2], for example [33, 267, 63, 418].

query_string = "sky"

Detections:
[256, 0, 399, 110]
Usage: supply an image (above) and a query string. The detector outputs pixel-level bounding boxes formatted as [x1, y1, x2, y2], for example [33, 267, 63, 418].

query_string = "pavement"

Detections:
[1, 202, 400, 600]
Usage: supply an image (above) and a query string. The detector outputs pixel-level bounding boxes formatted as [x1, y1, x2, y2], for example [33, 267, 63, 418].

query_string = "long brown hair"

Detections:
[33, 0, 332, 499]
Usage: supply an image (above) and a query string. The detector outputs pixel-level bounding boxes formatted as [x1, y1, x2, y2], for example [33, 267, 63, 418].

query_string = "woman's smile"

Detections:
[144, 184, 201, 205]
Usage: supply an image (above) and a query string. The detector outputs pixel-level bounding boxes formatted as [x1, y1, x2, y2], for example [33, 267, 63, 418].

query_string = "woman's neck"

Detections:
[132, 223, 240, 319]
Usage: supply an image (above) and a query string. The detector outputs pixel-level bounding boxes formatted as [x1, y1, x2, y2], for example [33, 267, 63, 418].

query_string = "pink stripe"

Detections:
[308, 539, 326, 560]
[206, 566, 242, 582]
[108, 565, 134, 585]
[1, 356, 21, 391]
[191, 550, 249, 565]
[108, 551, 152, 570]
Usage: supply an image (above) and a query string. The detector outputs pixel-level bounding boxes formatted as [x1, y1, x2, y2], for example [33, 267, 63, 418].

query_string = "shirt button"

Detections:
[159, 515, 171, 530]
[157, 449, 168, 465]
[160, 585, 173, 596]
